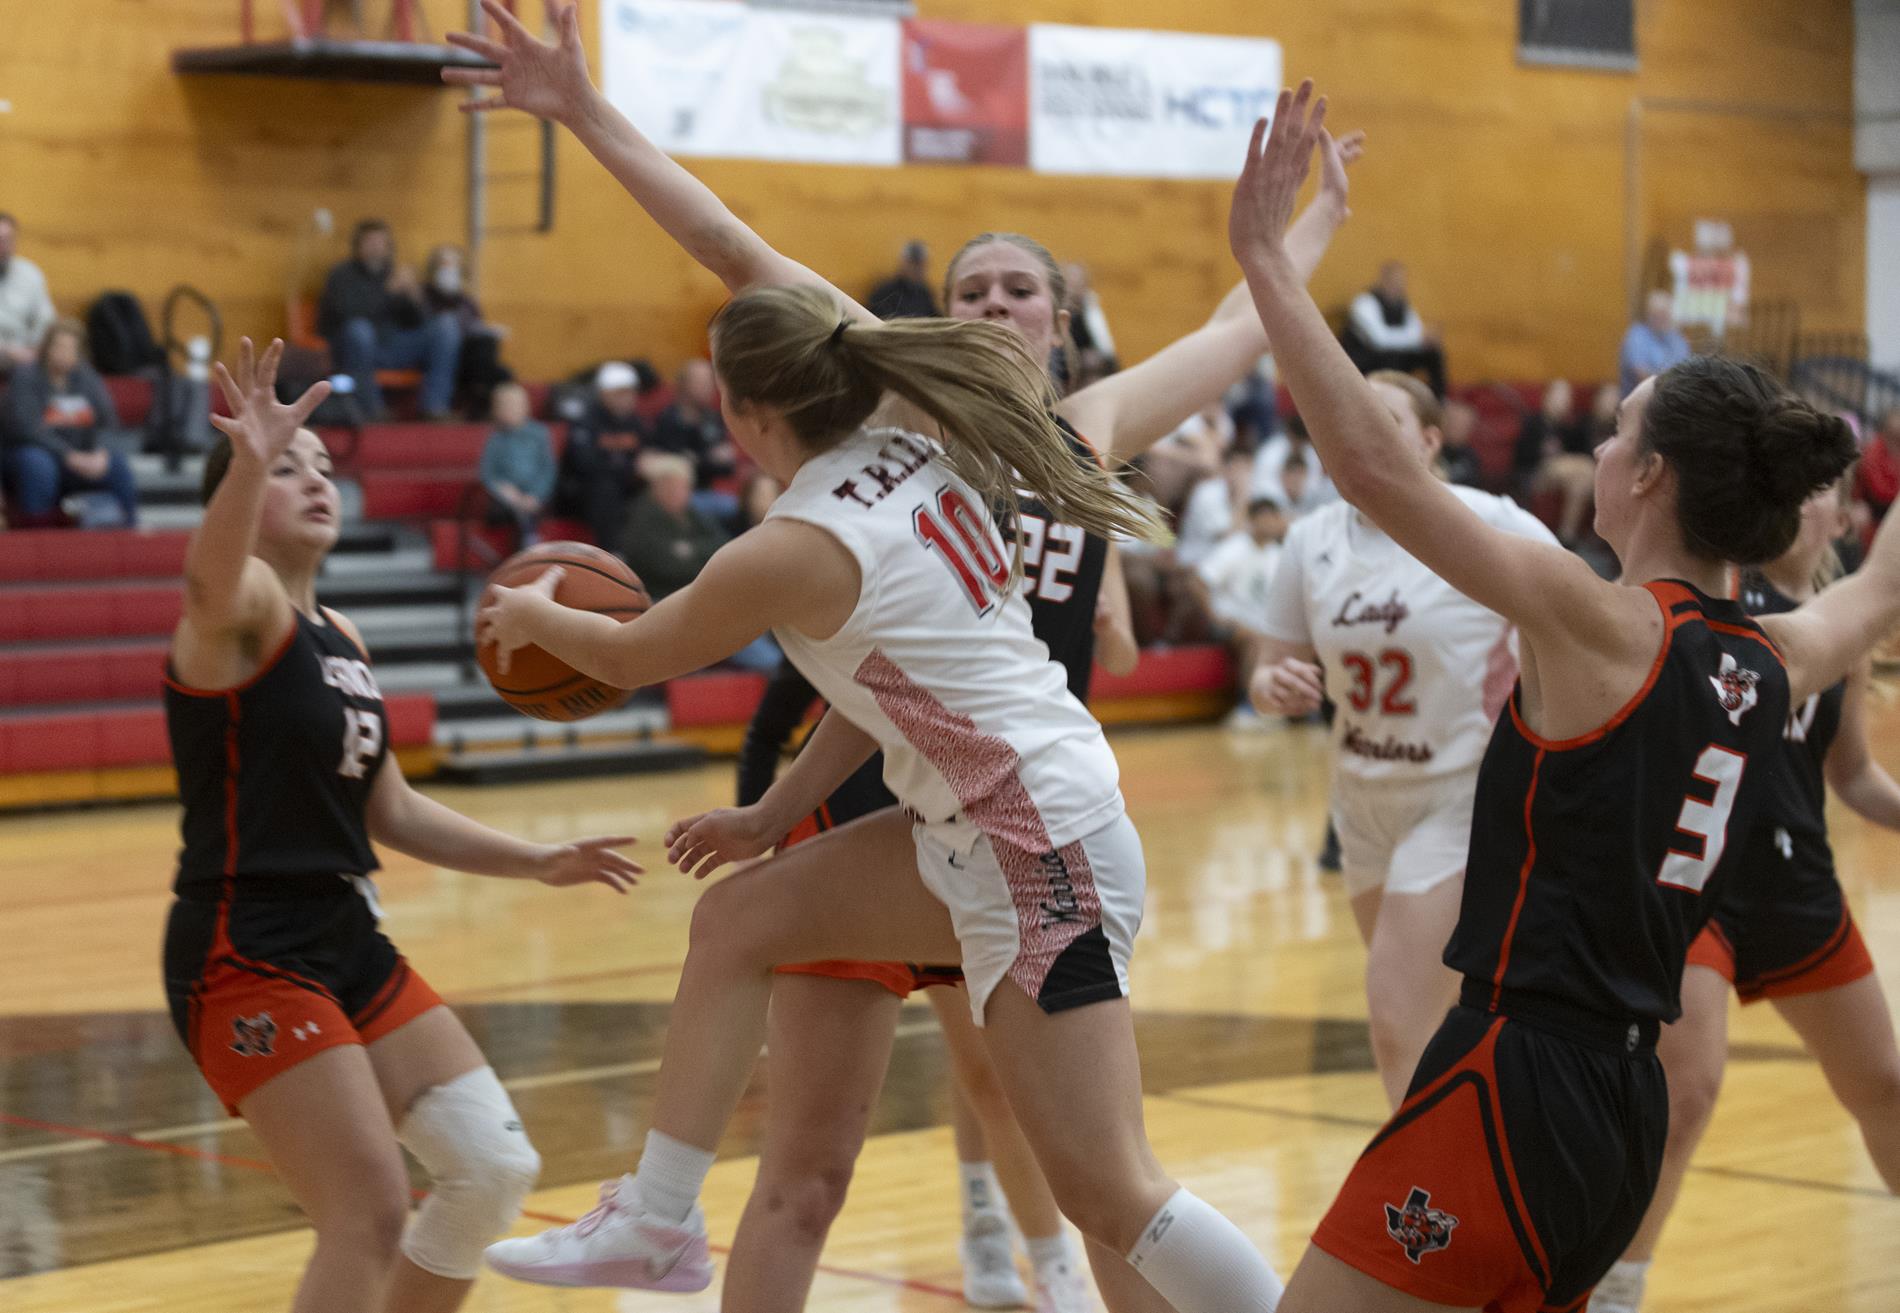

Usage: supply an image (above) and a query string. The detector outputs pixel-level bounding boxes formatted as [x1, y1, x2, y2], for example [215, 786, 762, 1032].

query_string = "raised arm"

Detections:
[1822, 662, 1900, 829]
[1064, 130, 1362, 460]
[447, 1, 872, 320]
[475, 518, 859, 692]
[1760, 507, 1900, 703]
[179, 340, 328, 635]
[1227, 85, 1629, 655]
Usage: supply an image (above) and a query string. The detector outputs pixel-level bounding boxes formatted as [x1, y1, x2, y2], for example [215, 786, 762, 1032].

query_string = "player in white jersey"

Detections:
[1251, 371, 1558, 1107]
[474, 285, 1290, 1313]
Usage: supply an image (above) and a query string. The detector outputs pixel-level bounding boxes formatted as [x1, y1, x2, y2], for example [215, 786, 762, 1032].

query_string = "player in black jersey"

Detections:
[161, 340, 638, 1313]
[1233, 83, 1896, 1313]
[1593, 477, 1900, 1313]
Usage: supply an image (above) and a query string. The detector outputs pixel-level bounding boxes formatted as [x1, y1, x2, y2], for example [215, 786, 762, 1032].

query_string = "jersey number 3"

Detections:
[339, 708, 383, 780]
[915, 487, 1010, 616]
[1657, 745, 1747, 893]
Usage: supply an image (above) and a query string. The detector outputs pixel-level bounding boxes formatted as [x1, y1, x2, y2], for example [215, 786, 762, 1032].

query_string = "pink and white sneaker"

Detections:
[484, 1175, 714, 1292]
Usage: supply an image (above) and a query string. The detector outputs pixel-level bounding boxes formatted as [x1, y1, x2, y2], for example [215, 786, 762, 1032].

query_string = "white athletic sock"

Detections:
[630, 1129, 716, 1224]
[959, 1160, 1006, 1225]
[1588, 1259, 1650, 1313]
[1026, 1229, 1077, 1272]
[1125, 1188, 1285, 1313]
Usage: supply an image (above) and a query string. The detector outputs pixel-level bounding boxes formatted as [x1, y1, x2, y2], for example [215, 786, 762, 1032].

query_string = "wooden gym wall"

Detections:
[0, 0, 1860, 387]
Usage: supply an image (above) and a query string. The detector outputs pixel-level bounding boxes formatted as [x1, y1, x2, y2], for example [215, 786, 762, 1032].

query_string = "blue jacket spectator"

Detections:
[479, 382, 556, 548]
[318, 219, 462, 420]
[1619, 290, 1691, 397]
[1, 318, 138, 526]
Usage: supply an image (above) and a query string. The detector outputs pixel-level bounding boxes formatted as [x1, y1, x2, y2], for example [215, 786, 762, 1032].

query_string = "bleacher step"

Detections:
[432, 739, 705, 786]
[437, 704, 670, 753]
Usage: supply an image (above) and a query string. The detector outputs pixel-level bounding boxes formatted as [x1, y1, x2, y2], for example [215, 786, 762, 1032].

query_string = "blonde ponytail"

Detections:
[709, 285, 1165, 557]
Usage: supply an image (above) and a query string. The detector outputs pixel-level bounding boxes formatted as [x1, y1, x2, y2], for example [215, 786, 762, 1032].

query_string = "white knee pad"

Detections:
[396, 1066, 542, 1279]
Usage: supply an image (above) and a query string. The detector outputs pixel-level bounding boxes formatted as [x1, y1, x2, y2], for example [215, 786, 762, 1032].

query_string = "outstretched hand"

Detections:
[444, 0, 592, 122]
[1229, 79, 1330, 273]
[475, 567, 564, 676]
[534, 834, 642, 892]
[664, 806, 779, 880]
[1319, 127, 1365, 216]
[208, 337, 331, 468]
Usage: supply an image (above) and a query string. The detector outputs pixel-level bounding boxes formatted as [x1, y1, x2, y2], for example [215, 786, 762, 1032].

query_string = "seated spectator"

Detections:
[619, 454, 727, 600]
[424, 244, 511, 417]
[651, 359, 740, 520]
[0, 213, 56, 379]
[1192, 495, 1289, 726]
[1344, 260, 1446, 396]
[727, 468, 784, 538]
[318, 218, 462, 420]
[1438, 398, 1485, 488]
[1178, 446, 1254, 569]
[1513, 380, 1595, 543]
[1853, 406, 1900, 548]
[1251, 415, 1337, 514]
[1, 319, 137, 526]
[867, 240, 938, 320]
[479, 382, 555, 550]
[1064, 261, 1119, 384]
[557, 361, 651, 547]
[1619, 290, 1691, 397]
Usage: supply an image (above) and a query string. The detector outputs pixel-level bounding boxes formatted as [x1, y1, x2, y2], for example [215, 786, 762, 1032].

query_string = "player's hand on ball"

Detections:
[445, 0, 592, 123]
[1252, 656, 1325, 717]
[534, 835, 642, 892]
[665, 807, 777, 880]
[475, 567, 563, 675]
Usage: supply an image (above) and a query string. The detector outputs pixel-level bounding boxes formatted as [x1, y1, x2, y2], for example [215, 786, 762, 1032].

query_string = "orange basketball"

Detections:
[475, 541, 651, 722]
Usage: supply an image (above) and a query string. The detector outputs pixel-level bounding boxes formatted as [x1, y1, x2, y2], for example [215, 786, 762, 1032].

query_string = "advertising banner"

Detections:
[1028, 24, 1282, 179]
[598, 0, 749, 156]
[901, 19, 1030, 167]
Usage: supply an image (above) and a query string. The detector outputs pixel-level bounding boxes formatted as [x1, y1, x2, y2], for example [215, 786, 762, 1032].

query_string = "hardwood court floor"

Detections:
[2, 717, 1898, 1311]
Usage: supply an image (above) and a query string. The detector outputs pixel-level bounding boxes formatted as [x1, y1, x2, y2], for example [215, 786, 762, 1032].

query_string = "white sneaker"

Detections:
[1034, 1259, 1098, 1313]
[960, 1212, 1029, 1308]
[484, 1175, 713, 1292]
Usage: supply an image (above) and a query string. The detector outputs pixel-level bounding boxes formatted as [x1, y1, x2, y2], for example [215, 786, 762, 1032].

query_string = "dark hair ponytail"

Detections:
[1642, 357, 1857, 565]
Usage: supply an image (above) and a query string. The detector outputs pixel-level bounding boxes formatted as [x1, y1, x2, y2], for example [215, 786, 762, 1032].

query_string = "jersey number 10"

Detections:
[915, 487, 1011, 616]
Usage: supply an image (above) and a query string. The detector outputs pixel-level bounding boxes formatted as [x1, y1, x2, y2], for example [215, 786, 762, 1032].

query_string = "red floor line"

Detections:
[1, 1109, 966, 1302]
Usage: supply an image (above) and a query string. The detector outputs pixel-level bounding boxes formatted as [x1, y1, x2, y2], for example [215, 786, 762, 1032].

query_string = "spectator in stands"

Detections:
[1178, 446, 1254, 570]
[1438, 398, 1485, 488]
[622, 454, 778, 672]
[728, 468, 783, 538]
[1252, 414, 1337, 514]
[1142, 403, 1231, 512]
[1277, 450, 1318, 519]
[479, 382, 555, 550]
[424, 243, 512, 417]
[1852, 406, 1900, 546]
[650, 359, 739, 519]
[1, 319, 137, 526]
[1064, 260, 1119, 385]
[867, 240, 938, 320]
[0, 213, 56, 377]
[318, 219, 463, 420]
[1618, 289, 1691, 397]
[1193, 494, 1290, 728]
[1513, 379, 1597, 543]
[1344, 260, 1446, 397]
[558, 360, 650, 547]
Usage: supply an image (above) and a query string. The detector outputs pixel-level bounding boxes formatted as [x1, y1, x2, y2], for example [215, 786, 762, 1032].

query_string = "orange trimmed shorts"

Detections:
[163, 876, 442, 1113]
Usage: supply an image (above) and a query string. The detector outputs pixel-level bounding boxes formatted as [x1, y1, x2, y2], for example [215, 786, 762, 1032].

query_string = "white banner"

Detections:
[1028, 24, 1282, 179]
[600, 1, 900, 166]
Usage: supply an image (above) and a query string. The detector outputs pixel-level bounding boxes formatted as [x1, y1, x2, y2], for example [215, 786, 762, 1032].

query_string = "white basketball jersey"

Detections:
[767, 428, 1123, 849]
[1259, 487, 1558, 780]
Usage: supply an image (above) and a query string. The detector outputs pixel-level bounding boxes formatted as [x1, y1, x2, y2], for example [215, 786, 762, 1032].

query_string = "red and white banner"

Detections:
[901, 20, 1029, 167]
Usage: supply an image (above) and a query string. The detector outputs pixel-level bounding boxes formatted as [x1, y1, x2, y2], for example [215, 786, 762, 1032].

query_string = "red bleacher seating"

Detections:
[0, 583, 183, 643]
[1093, 645, 1235, 700]
[0, 641, 169, 706]
[102, 376, 155, 430]
[0, 528, 191, 583]
[666, 671, 769, 729]
[430, 516, 592, 572]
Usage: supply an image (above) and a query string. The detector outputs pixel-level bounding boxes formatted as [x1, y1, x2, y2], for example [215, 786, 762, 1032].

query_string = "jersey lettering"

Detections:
[828, 433, 933, 508]
[1017, 512, 1086, 604]
[915, 486, 1009, 617]
[1786, 693, 1819, 744]
[338, 707, 383, 780]
[1340, 648, 1416, 716]
[1656, 744, 1748, 892]
[1332, 590, 1410, 635]
[320, 656, 383, 701]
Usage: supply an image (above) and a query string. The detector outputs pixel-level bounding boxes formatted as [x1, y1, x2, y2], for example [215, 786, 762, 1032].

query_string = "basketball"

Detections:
[475, 542, 651, 722]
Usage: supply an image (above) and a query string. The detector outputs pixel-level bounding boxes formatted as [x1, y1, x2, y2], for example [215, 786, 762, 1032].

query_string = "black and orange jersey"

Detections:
[1737, 570, 1845, 856]
[1016, 417, 1110, 704]
[165, 609, 390, 895]
[1444, 581, 1790, 1025]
